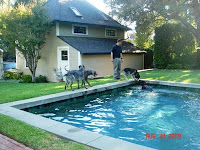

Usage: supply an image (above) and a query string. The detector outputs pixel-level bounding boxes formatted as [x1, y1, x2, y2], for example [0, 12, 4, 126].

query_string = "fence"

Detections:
[144, 49, 153, 69]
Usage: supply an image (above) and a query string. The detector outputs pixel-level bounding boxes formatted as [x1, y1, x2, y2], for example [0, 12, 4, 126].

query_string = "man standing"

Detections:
[111, 39, 123, 80]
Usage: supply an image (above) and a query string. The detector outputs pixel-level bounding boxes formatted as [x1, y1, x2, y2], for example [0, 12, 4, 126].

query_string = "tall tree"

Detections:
[14, 0, 47, 7]
[105, 0, 200, 46]
[0, 4, 52, 82]
[135, 23, 154, 49]
[0, 0, 4, 7]
[154, 23, 196, 69]
[0, 0, 12, 8]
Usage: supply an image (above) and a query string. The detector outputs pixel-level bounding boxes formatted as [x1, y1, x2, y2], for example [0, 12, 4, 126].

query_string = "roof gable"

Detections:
[44, 0, 130, 30]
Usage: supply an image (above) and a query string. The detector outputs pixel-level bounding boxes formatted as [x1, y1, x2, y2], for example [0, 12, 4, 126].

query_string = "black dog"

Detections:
[122, 68, 140, 81]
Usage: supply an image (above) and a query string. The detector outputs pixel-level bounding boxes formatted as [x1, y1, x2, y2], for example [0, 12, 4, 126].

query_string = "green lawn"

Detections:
[0, 76, 118, 104]
[140, 69, 200, 84]
[0, 69, 200, 150]
[2, 69, 199, 104]
[0, 76, 119, 150]
[0, 114, 93, 150]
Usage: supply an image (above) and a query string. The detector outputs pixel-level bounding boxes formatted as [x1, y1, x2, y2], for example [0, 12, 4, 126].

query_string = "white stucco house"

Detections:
[16, 0, 146, 82]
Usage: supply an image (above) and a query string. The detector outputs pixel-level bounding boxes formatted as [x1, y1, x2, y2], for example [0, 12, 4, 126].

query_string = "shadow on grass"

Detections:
[140, 69, 200, 84]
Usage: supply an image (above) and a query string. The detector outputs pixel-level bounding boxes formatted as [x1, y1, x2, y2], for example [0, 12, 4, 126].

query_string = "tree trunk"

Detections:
[31, 69, 36, 83]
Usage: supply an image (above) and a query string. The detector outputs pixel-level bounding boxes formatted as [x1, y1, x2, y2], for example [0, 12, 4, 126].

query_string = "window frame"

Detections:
[105, 28, 117, 37]
[72, 24, 88, 35]
[61, 50, 68, 61]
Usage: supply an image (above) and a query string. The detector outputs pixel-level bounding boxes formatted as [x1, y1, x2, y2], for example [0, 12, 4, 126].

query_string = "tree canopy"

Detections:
[154, 23, 196, 69]
[105, 0, 200, 46]
[134, 23, 154, 49]
[0, 4, 52, 82]
[14, 0, 47, 7]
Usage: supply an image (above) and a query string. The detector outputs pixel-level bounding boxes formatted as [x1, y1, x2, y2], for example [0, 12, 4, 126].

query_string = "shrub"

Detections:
[183, 64, 195, 70]
[4, 72, 23, 80]
[21, 75, 32, 83]
[166, 64, 182, 69]
[154, 23, 197, 69]
[35, 75, 47, 83]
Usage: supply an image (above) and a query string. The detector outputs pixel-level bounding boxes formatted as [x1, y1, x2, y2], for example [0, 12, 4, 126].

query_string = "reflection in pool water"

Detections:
[25, 86, 200, 150]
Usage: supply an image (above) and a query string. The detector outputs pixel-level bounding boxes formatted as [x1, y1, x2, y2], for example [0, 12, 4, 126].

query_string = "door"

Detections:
[57, 47, 69, 74]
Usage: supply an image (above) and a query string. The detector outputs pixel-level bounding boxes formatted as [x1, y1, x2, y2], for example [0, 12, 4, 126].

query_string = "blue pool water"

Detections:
[25, 85, 200, 150]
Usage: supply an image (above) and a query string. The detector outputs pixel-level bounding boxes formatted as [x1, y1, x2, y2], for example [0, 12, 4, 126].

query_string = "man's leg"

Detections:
[113, 58, 118, 80]
[117, 58, 121, 79]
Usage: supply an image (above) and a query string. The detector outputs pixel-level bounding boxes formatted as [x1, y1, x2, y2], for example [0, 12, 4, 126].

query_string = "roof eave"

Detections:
[123, 52, 146, 54]
[53, 20, 131, 30]
[82, 52, 145, 55]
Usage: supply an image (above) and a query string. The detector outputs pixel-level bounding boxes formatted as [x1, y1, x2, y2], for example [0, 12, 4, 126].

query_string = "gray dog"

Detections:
[122, 68, 140, 81]
[53, 68, 76, 90]
[54, 67, 96, 91]
[64, 65, 87, 90]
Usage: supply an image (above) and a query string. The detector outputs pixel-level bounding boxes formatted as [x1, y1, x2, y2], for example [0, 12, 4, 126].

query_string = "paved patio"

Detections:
[0, 134, 31, 150]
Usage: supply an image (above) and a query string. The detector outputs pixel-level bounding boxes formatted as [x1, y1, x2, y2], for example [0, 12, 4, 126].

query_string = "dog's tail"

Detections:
[64, 65, 69, 73]
[64, 73, 69, 77]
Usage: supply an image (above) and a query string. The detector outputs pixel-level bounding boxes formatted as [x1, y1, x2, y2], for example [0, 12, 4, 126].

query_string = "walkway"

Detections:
[0, 134, 31, 150]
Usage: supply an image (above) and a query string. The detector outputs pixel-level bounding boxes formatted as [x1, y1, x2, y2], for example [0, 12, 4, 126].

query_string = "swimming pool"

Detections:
[24, 85, 200, 150]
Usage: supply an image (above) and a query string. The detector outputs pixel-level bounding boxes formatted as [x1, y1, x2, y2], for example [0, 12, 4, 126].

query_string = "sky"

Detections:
[87, 0, 110, 14]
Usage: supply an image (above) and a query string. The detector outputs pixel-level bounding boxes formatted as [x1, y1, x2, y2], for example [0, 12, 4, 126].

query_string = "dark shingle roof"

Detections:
[58, 36, 145, 54]
[44, 0, 130, 30]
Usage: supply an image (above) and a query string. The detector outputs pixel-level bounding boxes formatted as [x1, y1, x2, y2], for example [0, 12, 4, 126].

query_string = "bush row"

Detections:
[3, 72, 47, 83]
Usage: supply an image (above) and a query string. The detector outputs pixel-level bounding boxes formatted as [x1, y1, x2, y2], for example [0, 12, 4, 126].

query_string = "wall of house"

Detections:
[82, 54, 144, 76]
[16, 25, 143, 82]
[16, 26, 80, 82]
[68, 45, 79, 70]
[59, 23, 125, 39]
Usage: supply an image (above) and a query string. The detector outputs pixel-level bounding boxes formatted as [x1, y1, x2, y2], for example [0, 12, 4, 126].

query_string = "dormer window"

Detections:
[99, 13, 108, 21]
[105, 28, 117, 37]
[72, 24, 88, 35]
[70, 7, 82, 17]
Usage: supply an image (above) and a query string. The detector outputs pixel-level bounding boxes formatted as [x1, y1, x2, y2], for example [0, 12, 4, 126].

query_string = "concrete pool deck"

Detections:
[143, 79, 200, 89]
[1, 79, 199, 150]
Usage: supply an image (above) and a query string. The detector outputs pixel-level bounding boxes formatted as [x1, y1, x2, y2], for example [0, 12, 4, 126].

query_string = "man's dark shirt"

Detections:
[112, 44, 122, 59]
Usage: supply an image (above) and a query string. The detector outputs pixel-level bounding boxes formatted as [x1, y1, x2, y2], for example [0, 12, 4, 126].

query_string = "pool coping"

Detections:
[143, 79, 200, 89]
[1, 79, 199, 150]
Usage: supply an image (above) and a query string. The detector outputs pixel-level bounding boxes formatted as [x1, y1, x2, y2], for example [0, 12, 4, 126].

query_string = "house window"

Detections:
[72, 25, 88, 35]
[24, 58, 29, 68]
[106, 28, 117, 37]
[61, 51, 68, 60]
